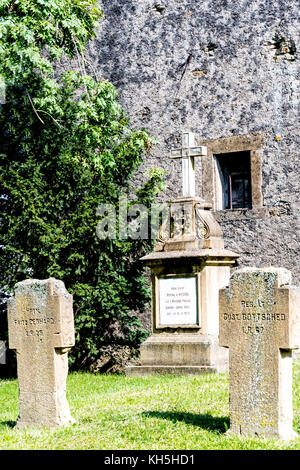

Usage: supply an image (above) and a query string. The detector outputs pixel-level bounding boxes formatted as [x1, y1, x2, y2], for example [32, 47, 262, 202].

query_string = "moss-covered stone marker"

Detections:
[219, 267, 300, 440]
[7, 278, 75, 428]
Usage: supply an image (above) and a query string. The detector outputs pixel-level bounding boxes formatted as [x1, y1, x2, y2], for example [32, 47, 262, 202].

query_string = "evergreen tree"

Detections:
[0, 0, 164, 371]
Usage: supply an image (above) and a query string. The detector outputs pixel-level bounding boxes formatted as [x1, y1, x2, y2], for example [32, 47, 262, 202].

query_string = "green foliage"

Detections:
[0, 1, 164, 370]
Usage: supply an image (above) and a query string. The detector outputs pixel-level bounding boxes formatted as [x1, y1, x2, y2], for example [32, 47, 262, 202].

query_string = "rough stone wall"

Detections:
[87, 0, 299, 285]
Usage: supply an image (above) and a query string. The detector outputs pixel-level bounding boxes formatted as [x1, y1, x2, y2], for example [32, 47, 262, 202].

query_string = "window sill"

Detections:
[214, 206, 268, 222]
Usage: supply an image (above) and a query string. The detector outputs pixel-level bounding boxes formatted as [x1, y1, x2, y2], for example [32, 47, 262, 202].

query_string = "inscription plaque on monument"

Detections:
[158, 276, 199, 327]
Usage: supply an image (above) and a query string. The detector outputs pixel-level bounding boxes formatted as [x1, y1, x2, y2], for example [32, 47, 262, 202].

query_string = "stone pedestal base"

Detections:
[126, 334, 228, 377]
[225, 425, 299, 442]
[126, 365, 220, 376]
[16, 391, 75, 429]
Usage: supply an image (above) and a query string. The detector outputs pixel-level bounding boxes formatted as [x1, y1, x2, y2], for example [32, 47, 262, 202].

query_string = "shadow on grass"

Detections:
[142, 411, 229, 433]
[0, 420, 16, 429]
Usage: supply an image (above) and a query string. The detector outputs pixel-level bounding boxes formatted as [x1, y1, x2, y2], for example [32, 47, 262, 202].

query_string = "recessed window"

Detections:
[201, 134, 264, 215]
[215, 152, 252, 210]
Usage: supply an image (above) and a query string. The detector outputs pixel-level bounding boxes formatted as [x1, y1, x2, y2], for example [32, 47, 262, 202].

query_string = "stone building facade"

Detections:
[88, 1, 299, 288]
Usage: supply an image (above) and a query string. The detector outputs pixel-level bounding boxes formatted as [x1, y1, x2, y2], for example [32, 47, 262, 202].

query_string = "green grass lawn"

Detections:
[0, 360, 299, 450]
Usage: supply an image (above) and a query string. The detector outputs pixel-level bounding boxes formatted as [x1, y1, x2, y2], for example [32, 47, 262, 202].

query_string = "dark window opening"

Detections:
[216, 151, 252, 209]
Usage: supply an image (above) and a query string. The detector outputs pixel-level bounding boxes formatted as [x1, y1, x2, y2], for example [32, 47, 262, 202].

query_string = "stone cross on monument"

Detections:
[170, 132, 207, 197]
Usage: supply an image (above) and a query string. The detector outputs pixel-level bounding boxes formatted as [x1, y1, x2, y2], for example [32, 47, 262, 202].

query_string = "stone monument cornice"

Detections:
[141, 248, 239, 264]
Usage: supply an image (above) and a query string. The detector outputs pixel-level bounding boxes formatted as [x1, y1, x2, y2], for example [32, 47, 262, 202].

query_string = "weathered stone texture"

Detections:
[88, 0, 299, 282]
[7, 278, 75, 428]
[0, 340, 5, 364]
[219, 267, 300, 439]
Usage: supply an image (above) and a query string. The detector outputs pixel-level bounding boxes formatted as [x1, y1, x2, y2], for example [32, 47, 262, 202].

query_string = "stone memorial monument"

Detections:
[127, 132, 239, 376]
[219, 267, 300, 440]
[7, 278, 75, 428]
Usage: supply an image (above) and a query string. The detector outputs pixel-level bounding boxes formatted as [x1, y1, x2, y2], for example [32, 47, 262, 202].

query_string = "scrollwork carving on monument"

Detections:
[157, 216, 170, 243]
[195, 205, 210, 240]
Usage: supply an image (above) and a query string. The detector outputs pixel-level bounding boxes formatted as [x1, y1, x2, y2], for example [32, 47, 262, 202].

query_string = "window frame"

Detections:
[198, 134, 264, 213]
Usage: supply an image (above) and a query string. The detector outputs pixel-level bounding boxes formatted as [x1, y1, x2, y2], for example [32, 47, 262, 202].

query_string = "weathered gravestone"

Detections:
[7, 278, 75, 428]
[219, 267, 300, 440]
[0, 341, 6, 365]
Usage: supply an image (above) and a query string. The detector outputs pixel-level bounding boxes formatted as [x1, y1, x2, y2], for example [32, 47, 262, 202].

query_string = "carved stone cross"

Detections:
[219, 268, 300, 440]
[7, 278, 75, 428]
[170, 132, 207, 197]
